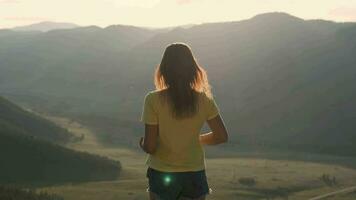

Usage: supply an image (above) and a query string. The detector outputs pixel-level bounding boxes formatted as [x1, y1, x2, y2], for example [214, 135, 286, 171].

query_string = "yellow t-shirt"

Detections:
[140, 90, 220, 172]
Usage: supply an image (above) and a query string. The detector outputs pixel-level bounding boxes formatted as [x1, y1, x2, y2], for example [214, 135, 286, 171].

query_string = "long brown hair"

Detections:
[154, 42, 212, 119]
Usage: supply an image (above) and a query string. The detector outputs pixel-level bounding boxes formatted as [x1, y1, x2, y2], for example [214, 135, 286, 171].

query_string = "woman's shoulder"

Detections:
[144, 90, 165, 102]
[145, 90, 212, 102]
[196, 91, 213, 101]
[146, 90, 165, 97]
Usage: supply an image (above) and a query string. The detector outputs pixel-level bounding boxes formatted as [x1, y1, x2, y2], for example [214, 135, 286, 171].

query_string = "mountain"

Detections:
[0, 24, 162, 114]
[0, 96, 121, 184]
[0, 12, 356, 156]
[12, 21, 79, 32]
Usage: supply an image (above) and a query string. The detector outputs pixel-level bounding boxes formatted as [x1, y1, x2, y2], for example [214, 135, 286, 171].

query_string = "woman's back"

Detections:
[141, 90, 219, 172]
[139, 42, 228, 200]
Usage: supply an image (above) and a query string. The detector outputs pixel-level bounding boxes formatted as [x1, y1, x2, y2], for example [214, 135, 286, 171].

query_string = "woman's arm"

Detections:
[140, 124, 159, 154]
[200, 114, 228, 145]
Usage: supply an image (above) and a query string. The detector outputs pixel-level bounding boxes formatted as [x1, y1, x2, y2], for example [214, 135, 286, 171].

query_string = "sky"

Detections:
[1, 0, 356, 29]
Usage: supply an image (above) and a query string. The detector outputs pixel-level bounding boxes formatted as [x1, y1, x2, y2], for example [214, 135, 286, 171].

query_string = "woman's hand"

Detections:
[140, 124, 159, 154]
[139, 137, 144, 150]
[200, 114, 228, 145]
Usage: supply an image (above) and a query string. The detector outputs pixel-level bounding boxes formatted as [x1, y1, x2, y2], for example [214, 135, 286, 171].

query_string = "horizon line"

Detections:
[3, 11, 356, 31]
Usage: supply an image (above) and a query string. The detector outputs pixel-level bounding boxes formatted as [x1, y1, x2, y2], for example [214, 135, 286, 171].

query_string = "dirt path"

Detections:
[309, 186, 356, 200]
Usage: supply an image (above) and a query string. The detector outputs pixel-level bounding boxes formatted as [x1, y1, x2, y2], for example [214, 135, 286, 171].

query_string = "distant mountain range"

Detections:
[0, 12, 355, 156]
[0, 96, 121, 184]
[12, 21, 79, 32]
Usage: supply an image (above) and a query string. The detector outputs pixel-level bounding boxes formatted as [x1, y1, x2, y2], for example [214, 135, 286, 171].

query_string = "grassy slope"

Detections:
[40, 115, 356, 200]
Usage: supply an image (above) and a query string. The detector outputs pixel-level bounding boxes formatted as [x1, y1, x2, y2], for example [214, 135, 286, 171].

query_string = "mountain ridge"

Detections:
[12, 21, 79, 32]
[3, 12, 355, 34]
[1, 12, 356, 156]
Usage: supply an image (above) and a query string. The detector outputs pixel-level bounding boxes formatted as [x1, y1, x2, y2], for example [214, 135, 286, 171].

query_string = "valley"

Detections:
[1, 12, 356, 199]
[39, 113, 356, 200]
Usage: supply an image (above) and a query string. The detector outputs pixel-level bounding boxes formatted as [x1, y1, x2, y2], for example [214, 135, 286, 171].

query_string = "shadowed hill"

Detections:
[0, 96, 72, 143]
[0, 96, 121, 184]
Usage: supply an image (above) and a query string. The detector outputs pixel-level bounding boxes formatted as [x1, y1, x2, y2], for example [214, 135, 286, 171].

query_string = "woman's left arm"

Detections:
[140, 124, 159, 154]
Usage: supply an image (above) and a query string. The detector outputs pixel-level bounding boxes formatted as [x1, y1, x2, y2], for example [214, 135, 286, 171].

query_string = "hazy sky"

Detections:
[1, 0, 356, 29]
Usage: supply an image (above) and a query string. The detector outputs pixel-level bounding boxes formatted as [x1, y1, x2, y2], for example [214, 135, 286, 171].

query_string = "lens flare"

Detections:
[163, 175, 171, 185]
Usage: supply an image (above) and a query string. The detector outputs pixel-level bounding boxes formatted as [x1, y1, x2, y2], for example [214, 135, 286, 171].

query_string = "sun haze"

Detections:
[1, 0, 356, 28]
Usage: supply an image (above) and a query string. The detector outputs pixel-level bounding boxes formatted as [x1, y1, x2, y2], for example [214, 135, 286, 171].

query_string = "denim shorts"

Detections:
[146, 167, 210, 200]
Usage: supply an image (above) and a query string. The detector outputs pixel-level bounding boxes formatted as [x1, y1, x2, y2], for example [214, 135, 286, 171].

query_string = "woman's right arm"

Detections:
[200, 114, 228, 145]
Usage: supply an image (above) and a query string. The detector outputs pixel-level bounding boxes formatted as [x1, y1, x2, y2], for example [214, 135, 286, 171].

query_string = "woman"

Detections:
[140, 42, 228, 200]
